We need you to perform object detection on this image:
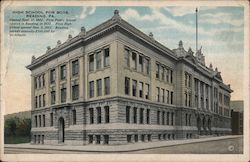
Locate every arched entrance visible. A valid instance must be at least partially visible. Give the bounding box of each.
[58,117,65,143]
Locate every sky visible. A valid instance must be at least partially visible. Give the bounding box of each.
[2,6,244,114]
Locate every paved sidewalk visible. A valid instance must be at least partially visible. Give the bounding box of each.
[5,135,242,152]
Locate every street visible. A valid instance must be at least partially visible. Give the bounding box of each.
[4,136,243,154]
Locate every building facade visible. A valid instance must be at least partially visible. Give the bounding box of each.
[231,101,243,135]
[26,10,233,145]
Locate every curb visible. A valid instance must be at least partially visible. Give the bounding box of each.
[4,135,243,153]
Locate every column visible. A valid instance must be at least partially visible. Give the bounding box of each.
[66,61,71,102]
[101,106,105,124]
[197,81,200,109]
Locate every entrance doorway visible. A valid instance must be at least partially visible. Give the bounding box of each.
[58,117,65,143]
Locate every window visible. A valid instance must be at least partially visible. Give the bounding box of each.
[132,80,137,97]
[35,115,37,127]
[189,114,191,126]
[89,108,94,124]
[127,135,132,143]
[131,52,137,70]
[166,90,169,104]
[39,115,41,127]
[125,77,130,95]
[104,77,110,95]
[105,106,110,123]
[145,58,150,75]
[89,81,94,98]
[188,75,191,87]
[124,49,130,67]
[38,135,40,144]
[96,79,102,96]
[171,112,174,125]
[61,88,66,103]
[141,134,145,142]
[185,73,188,87]
[156,87,160,102]
[60,65,66,80]
[104,48,110,67]
[96,135,101,144]
[88,135,93,144]
[189,93,191,107]
[185,113,188,126]
[89,54,94,72]
[35,96,38,108]
[145,84,149,99]
[39,95,41,107]
[38,76,41,88]
[41,135,44,144]
[133,107,137,123]
[43,114,45,127]
[161,66,164,80]
[146,109,150,124]
[139,55,143,72]
[72,60,79,76]
[170,91,173,104]
[50,69,56,84]
[185,93,187,106]
[157,111,160,124]
[156,63,160,79]
[170,70,173,83]
[162,111,165,125]
[103,135,109,144]
[72,85,79,101]
[158,134,162,140]
[147,134,151,141]
[126,106,130,123]
[35,77,37,89]
[139,82,143,98]
[97,107,101,124]
[43,94,45,107]
[51,91,56,105]
[96,51,102,70]
[134,134,138,142]
[72,110,76,125]
[161,88,165,103]
[50,113,53,126]
[167,112,170,125]
[140,108,144,124]
[42,74,45,87]
[166,69,169,82]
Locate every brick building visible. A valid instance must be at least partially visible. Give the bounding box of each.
[26,10,233,145]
